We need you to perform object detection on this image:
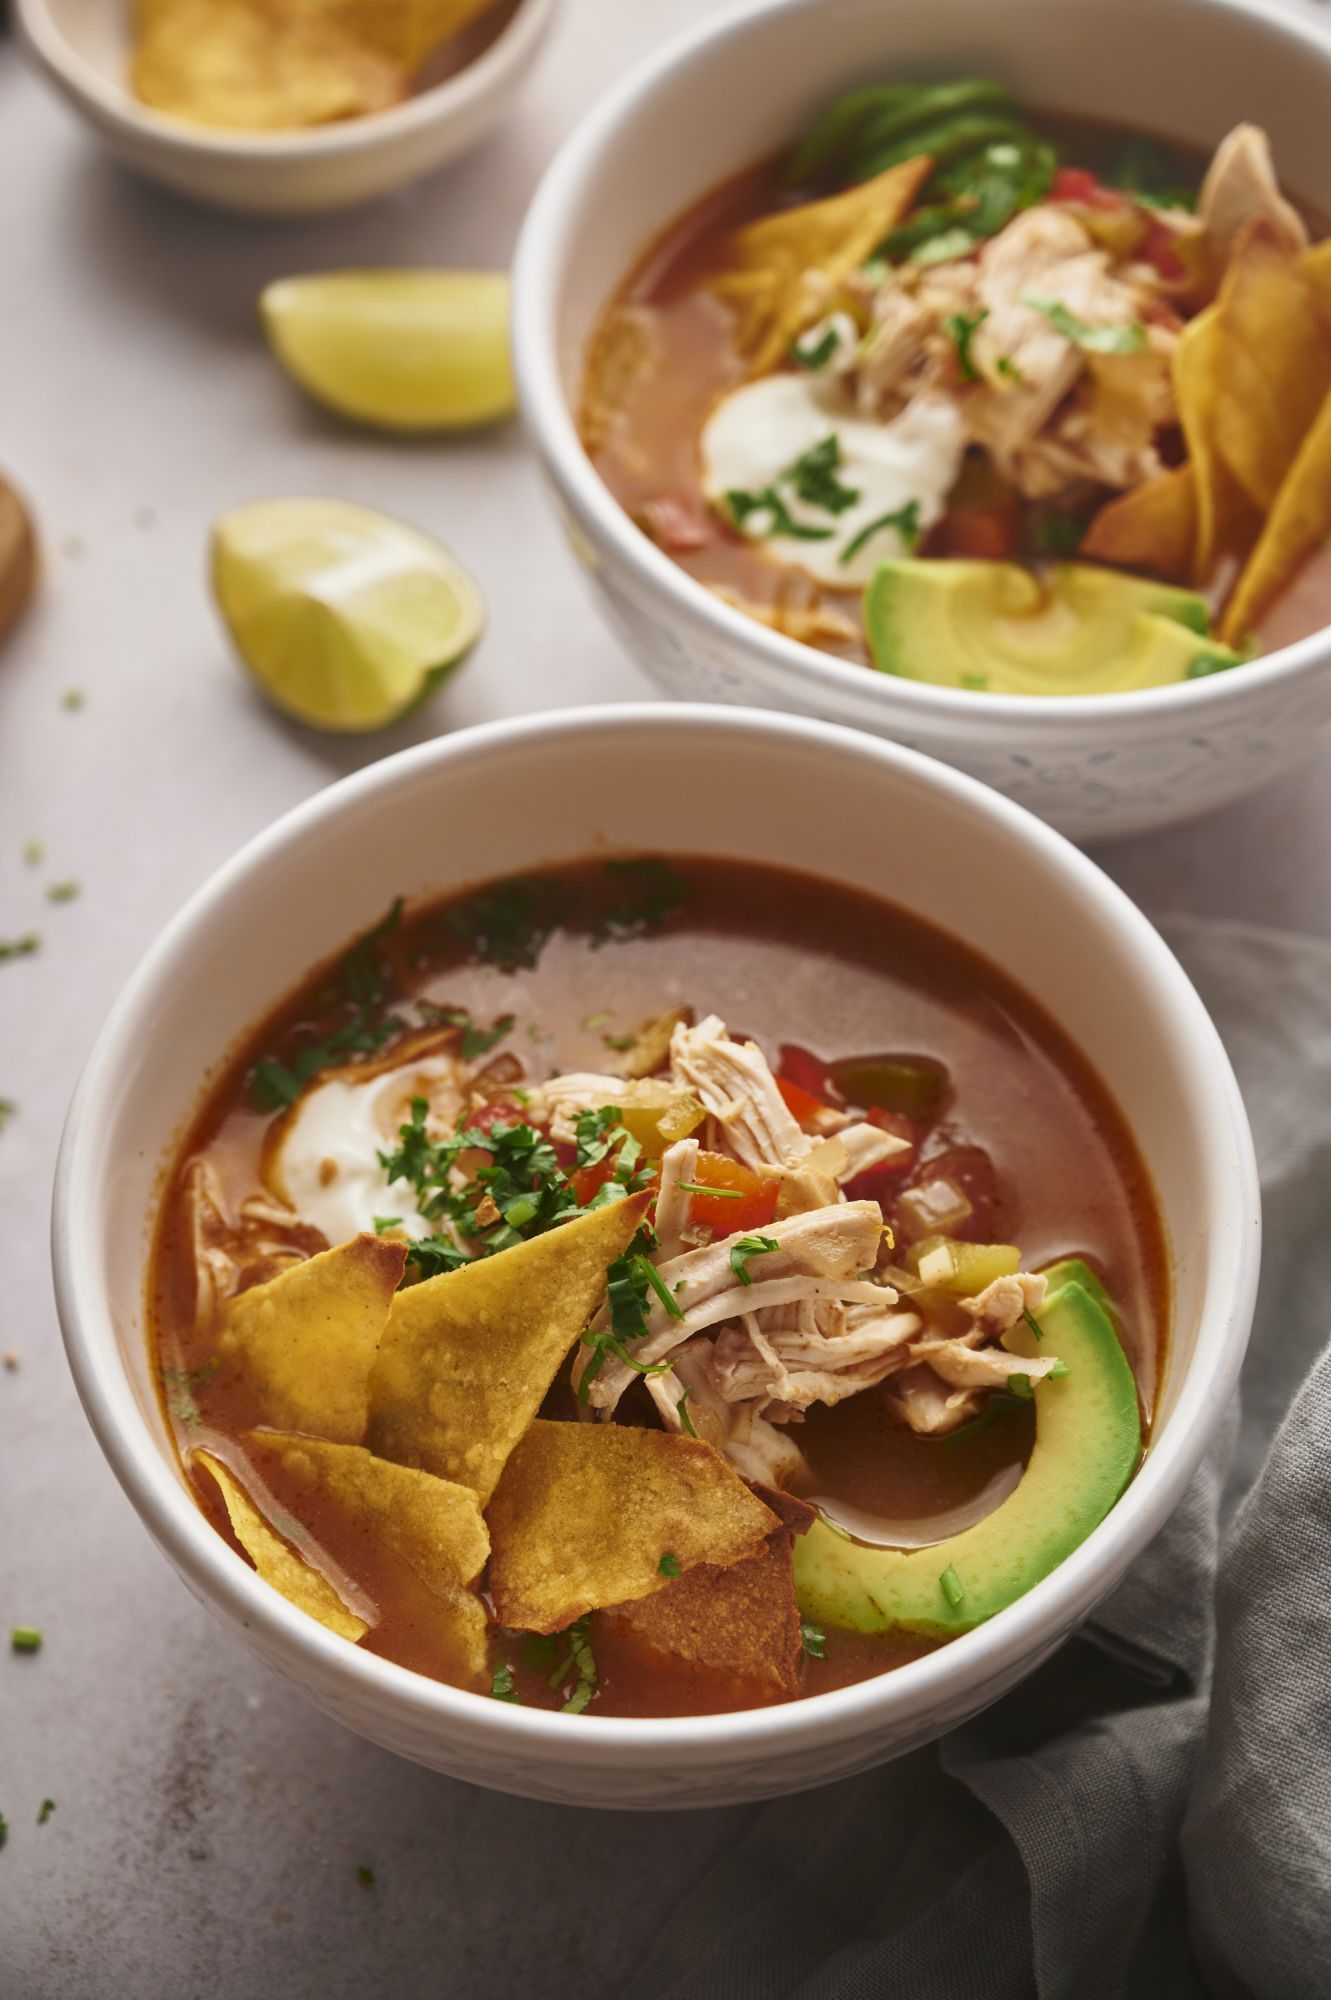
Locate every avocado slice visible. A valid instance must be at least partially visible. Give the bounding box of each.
[792,1271,1142,1637]
[863,558,1242,695]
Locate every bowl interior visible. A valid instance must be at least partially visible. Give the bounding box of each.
[72,713,1243,1526]
[544,0,1331,420]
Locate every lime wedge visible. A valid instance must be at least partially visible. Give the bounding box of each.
[259,271,515,433]
[211,498,483,733]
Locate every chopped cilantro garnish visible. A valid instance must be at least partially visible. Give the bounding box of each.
[791,323,839,371]
[550,1618,598,1715]
[729,1234,780,1286]
[46,881,80,904]
[161,1357,218,1427]
[939,1564,965,1608]
[0,934,40,964]
[603,1032,636,1052]
[1022,1307,1044,1340]
[1049,1358,1070,1380]
[1008,1372,1034,1401]
[800,1620,827,1659]
[10,1626,42,1653]
[250,898,406,1110]
[728,487,834,542]
[995,355,1024,383]
[356,1864,375,1888]
[372,1216,402,1235]
[945,307,989,381]
[37,1799,55,1825]
[490,1662,520,1703]
[583,1011,612,1031]
[1019,295,1146,354]
[423,1005,515,1063]
[786,435,859,515]
[594,858,689,943]
[637,1254,684,1321]
[658,1552,681,1579]
[447,876,567,973]
[839,500,921,565]
[1102,135,1197,211]
[676,1387,698,1439]
[1186,653,1236,680]
[677,1181,741,1199]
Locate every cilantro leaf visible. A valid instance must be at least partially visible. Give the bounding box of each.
[945,307,989,381]
[800,1619,827,1659]
[839,500,921,565]
[447,877,568,973]
[490,1662,520,1703]
[1019,294,1147,354]
[729,1234,780,1286]
[658,1553,681,1579]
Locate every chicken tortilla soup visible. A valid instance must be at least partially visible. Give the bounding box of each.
[151,858,1165,1717]
[583,82,1331,694]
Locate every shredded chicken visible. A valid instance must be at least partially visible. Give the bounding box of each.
[525,1071,698,1146]
[883,1362,983,1436]
[836,1120,912,1181]
[711,1299,922,1414]
[960,1270,1049,1340]
[578,1199,887,1410]
[648,1339,808,1486]
[1199,123,1307,262]
[653,1136,700,1261]
[670,1014,813,1171]
[910,1337,1060,1392]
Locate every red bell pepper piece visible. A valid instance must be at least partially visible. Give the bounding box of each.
[687,1151,781,1233]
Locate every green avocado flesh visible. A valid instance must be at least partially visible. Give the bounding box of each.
[863,559,1243,696]
[792,1267,1143,1638]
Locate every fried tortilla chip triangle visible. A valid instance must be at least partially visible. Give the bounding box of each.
[613,1486,816,1698]
[1212,220,1331,515]
[487,1421,779,1634]
[1222,385,1331,645]
[1081,462,1197,582]
[245,1431,491,1681]
[299,0,499,72]
[366,1192,651,1503]
[712,155,933,374]
[132,0,407,131]
[195,1448,368,1643]
[218,1234,405,1444]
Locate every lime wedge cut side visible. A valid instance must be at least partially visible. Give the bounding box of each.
[259,271,515,433]
[211,498,484,733]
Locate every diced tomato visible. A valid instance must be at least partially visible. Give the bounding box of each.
[1051,166,1124,212]
[776,1073,833,1128]
[1140,215,1185,280]
[467,1098,525,1135]
[777,1043,832,1101]
[940,507,1017,560]
[687,1151,780,1233]
[571,1147,659,1209]
[636,494,715,555]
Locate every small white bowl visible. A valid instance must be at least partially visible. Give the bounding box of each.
[16,0,556,216]
[52,705,1258,1810]
[512,0,1331,841]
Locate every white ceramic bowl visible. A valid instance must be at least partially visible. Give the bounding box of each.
[512,0,1331,842]
[52,705,1258,1809]
[16,0,556,216]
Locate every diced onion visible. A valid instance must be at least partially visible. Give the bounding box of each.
[897,1177,973,1239]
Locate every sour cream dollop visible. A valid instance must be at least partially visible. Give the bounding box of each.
[270,1054,463,1245]
[700,374,965,585]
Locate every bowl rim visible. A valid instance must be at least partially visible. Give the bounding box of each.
[15,0,556,159]
[51,703,1259,1768]
[510,0,1331,734]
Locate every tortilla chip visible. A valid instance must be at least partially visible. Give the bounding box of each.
[613,1483,816,1696]
[132,0,406,130]
[712,155,934,374]
[487,1421,779,1634]
[246,1432,490,1680]
[218,1234,405,1444]
[1174,308,1263,585]
[298,0,497,72]
[195,1448,368,1643]
[1081,463,1198,581]
[366,1192,650,1503]
[1213,222,1331,515]
[1221,385,1331,645]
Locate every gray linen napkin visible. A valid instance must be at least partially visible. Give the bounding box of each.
[628,916,1331,2000]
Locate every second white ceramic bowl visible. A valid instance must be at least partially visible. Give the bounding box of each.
[17,0,556,216]
[52,706,1258,1809]
[512,0,1331,841]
